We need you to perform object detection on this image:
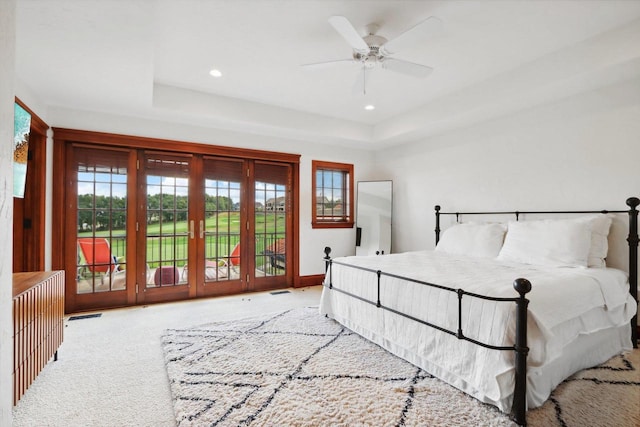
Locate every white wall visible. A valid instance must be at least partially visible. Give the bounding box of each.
[40,76,640,277]
[47,107,377,276]
[377,77,640,272]
[0,1,16,424]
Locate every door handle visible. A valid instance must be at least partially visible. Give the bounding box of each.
[189,220,194,239]
[199,220,204,239]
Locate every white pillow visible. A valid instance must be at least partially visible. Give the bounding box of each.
[576,215,612,268]
[435,222,507,258]
[497,219,592,267]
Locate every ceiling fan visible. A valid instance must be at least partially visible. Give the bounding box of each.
[303,15,442,94]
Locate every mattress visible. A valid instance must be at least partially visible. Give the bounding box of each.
[319,250,636,412]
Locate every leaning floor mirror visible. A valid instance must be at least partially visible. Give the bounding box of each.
[355,180,392,256]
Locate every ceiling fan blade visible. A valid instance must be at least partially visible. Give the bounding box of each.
[380,16,443,55]
[382,58,433,78]
[328,15,370,54]
[301,59,355,69]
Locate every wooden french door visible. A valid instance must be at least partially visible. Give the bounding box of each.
[66,144,136,312]
[195,156,247,297]
[195,158,293,297]
[64,142,294,312]
[252,161,293,291]
[135,152,194,304]
[139,153,278,302]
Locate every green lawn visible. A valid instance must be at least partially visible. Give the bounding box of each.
[78,211,285,268]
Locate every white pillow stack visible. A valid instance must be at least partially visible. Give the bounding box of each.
[436,215,613,268]
[435,222,507,259]
[496,215,612,268]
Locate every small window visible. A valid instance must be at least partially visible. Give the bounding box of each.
[312,160,354,228]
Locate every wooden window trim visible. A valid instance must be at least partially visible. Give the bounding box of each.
[311,160,354,229]
[51,128,300,164]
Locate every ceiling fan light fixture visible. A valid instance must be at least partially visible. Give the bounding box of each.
[303,15,441,95]
[209,69,222,78]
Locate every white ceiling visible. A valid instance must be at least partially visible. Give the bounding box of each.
[15,0,640,149]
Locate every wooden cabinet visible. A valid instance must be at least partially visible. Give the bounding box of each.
[12,271,64,405]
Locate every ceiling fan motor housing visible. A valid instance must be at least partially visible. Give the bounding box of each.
[353,34,388,66]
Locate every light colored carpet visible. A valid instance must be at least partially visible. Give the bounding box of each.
[162,307,640,427]
[12,286,322,427]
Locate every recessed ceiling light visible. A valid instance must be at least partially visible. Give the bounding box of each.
[364,104,375,111]
[209,69,222,77]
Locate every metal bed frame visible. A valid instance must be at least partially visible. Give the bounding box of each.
[323,197,638,426]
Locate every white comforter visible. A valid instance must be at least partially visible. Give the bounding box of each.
[319,250,636,411]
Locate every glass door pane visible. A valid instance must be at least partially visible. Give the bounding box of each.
[75,148,128,295]
[144,154,191,289]
[202,158,244,284]
[254,162,290,284]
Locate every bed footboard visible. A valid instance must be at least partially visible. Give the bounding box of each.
[323,247,532,425]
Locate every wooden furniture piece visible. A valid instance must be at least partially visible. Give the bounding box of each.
[12,271,65,405]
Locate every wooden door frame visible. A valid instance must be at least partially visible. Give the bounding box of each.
[250,160,295,292]
[52,128,301,313]
[135,150,193,305]
[62,144,134,312]
[194,156,248,299]
[13,98,48,272]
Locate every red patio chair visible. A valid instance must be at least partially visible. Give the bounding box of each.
[78,237,116,274]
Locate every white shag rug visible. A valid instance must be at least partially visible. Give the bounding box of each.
[161,307,640,427]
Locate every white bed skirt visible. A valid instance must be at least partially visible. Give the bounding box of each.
[320,285,632,412]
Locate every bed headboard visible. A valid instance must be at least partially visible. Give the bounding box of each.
[434,197,639,346]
